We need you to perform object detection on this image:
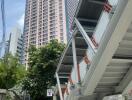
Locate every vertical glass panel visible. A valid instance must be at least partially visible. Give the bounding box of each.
[79,60,87,82]
[71,67,77,84]
[93,12,109,44]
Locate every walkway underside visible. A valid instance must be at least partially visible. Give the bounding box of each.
[56,0,132,100]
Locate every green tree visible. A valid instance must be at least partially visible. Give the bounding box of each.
[0,53,26,89]
[22,40,65,100]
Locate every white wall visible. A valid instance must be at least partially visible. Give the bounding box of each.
[9,27,22,56]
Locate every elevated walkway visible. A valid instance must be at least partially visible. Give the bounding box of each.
[55,0,132,100]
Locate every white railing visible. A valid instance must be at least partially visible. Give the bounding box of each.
[79,60,87,82]
[86,46,95,62]
[109,0,118,6]
[93,0,119,45]
[93,12,109,44]
[63,44,96,99]
[71,67,77,84]
[70,47,95,83]
[79,46,95,82]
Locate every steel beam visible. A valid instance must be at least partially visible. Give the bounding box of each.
[58,76,69,79]
[72,36,78,82]
[88,0,105,5]
[75,18,97,53]
[56,73,63,100]
[69,46,86,51]
[116,65,132,93]
[78,18,98,23]
[112,58,132,63]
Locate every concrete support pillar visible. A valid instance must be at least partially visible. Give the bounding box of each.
[53,95,57,100]
[56,73,63,100]
[72,36,78,83]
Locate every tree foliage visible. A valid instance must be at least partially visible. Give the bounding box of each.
[0,53,26,89]
[22,40,65,100]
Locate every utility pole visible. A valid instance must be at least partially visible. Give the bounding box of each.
[0,0,6,58]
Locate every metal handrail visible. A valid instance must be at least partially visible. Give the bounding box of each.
[93,0,120,46]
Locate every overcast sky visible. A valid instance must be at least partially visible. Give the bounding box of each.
[0,0,26,41]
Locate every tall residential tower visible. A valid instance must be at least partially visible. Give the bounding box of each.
[23,0,67,66]
[65,0,79,40]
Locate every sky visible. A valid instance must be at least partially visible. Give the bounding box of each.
[0,0,26,41]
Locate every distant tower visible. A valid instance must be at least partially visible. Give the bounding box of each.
[65,0,79,41]
[0,0,6,58]
[23,0,67,67]
[8,27,24,63]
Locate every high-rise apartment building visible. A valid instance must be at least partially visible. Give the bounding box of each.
[23,0,67,66]
[65,0,79,40]
[0,27,24,63]
[0,41,9,58]
[9,27,24,63]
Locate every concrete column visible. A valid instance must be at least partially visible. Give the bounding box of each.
[56,73,63,100]
[53,95,57,100]
[72,36,78,83]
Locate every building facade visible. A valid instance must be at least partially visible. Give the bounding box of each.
[65,0,79,40]
[24,0,67,67]
[9,27,24,64]
[0,41,9,58]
